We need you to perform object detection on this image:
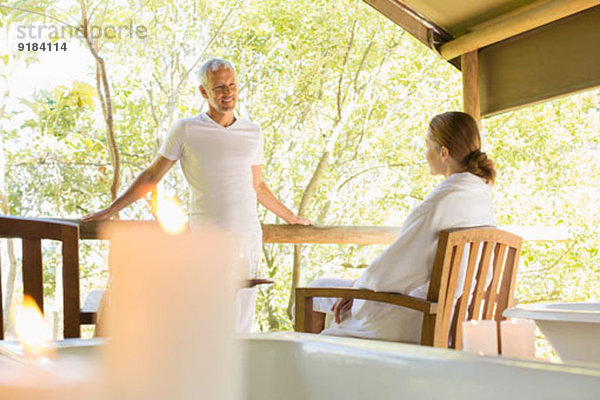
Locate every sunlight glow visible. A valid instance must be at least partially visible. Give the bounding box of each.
[12,295,55,359]
[155,194,188,235]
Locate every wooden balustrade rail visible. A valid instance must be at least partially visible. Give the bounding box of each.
[68,220,399,244]
[60,219,570,243]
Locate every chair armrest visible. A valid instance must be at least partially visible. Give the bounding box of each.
[295,287,437,333]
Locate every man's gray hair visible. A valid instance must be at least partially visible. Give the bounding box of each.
[198,58,236,88]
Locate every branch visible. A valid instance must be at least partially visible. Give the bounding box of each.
[9,160,142,168]
[298,150,330,217]
[0,190,9,214]
[80,0,120,201]
[520,240,577,275]
[353,32,376,94]
[337,163,408,190]
[0,5,79,30]
[288,147,331,319]
[175,1,240,94]
[336,20,357,123]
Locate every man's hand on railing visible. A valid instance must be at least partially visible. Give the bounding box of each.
[81,207,114,223]
[287,215,312,225]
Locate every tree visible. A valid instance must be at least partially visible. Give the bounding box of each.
[79,0,121,202]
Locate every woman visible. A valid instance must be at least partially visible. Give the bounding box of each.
[310,111,497,342]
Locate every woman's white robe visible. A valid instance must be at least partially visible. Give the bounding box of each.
[321,172,496,342]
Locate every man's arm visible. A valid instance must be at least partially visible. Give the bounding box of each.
[252,165,311,225]
[81,155,176,222]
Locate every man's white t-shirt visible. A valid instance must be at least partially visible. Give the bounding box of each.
[158,113,264,233]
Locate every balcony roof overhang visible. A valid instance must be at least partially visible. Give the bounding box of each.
[362,0,600,116]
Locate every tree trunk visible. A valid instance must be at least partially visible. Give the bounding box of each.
[286,150,330,318]
[0,78,18,333]
[81,2,121,203]
[0,193,18,332]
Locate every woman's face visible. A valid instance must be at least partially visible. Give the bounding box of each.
[425,132,445,176]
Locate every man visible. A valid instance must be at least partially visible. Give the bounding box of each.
[82,58,310,332]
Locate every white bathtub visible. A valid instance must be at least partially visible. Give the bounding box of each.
[504,303,600,364]
[243,332,600,400]
[3,334,600,400]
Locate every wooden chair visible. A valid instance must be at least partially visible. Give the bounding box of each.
[295,227,523,350]
[0,215,93,339]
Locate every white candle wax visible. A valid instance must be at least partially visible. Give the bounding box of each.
[500,319,536,359]
[462,320,498,355]
[101,224,239,400]
[0,294,98,400]
[0,357,98,400]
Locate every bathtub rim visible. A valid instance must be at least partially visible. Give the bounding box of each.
[241,331,600,373]
[2,331,599,373]
[503,302,600,323]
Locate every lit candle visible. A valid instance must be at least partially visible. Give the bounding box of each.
[12,296,56,360]
[0,358,98,400]
[500,319,536,359]
[0,296,98,400]
[462,320,499,355]
[101,223,239,400]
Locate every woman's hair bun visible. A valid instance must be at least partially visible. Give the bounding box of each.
[464,149,496,184]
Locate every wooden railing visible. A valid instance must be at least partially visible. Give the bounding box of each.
[70,220,570,243]
[72,220,400,244]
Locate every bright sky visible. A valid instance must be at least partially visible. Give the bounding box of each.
[3,20,95,128]
[11,42,93,97]
[5,34,95,97]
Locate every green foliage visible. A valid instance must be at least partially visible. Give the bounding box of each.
[486,94,600,304]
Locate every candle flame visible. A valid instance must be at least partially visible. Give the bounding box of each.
[12,295,55,359]
[155,194,188,235]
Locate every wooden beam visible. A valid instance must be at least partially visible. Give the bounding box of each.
[461,51,480,124]
[76,220,160,240]
[73,220,570,243]
[440,0,599,60]
[361,0,454,50]
[262,224,398,244]
[77,220,399,244]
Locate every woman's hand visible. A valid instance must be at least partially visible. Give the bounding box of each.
[331,297,353,323]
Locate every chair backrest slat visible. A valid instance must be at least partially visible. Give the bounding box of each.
[61,225,81,338]
[22,238,44,312]
[467,241,494,320]
[482,244,508,319]
[452,241,481,349]
[427,232,453,304]
[439,243,465,337]
[495,246,521,320]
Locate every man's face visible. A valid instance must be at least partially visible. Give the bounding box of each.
[200,67,238,114]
